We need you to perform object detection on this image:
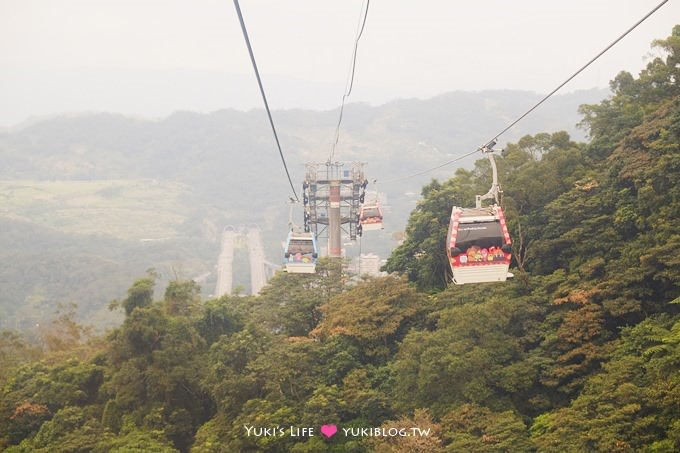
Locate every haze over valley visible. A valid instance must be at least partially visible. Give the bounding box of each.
[1,88,605,330]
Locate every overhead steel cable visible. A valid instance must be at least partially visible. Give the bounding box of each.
[378,148,481,185]
[233,0,299,201]
[482,0,670,149]
[380,0,670,185]
[329,0,371,163]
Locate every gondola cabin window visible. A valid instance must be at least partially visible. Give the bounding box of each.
[361,207,381,219]
[288,239,314,255]
[454,222,506,263]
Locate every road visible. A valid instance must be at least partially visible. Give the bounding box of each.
[247,226,268,295]
[214,225,270,297]
[214,227,235,297]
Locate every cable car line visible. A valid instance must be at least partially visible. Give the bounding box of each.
[483,0,669,150]
[329,0,371,163]
[444,0,668,286]
[233,0,299,201]
[378,148,480,185]
[377,0,669,186]
[232,0,668,279]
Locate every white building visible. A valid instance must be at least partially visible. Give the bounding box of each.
[358,253,383,276]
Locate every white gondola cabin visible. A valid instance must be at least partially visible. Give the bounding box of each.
[284,230,318,273]
[446,205,512,284]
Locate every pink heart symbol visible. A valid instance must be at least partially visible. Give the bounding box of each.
[320,424,337,438]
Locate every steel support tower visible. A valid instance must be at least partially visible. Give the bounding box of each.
[302,162,367,258]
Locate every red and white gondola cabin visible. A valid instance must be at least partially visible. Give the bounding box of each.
[359,204,384,231]
[446,205,512,285]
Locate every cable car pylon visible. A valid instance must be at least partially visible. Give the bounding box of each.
[303,161,367,258]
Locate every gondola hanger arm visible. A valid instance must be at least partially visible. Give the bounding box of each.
[476,141,502,208]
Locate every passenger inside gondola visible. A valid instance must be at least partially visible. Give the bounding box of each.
[286,238,316,263]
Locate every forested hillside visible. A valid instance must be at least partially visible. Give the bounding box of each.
[1,27,678,453]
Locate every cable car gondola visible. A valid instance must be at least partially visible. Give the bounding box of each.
[359,188,384,231]
[446,143,513,284]
[359,204,384,231]
[447,205,512,284]
[284,230,318,273]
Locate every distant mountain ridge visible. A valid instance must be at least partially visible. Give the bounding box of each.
[2,88,606,179]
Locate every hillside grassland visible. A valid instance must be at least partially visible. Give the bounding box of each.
[0,179,190,240]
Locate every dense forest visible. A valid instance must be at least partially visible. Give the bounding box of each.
[1,26,679,453]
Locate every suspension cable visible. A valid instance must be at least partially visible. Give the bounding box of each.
[380,0,670,184]
[482,0,669,149]
[233,0,299,201]
[379,148,480,185]
[329,0,371,163]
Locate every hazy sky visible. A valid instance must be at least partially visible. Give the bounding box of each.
[1,0,677,127]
